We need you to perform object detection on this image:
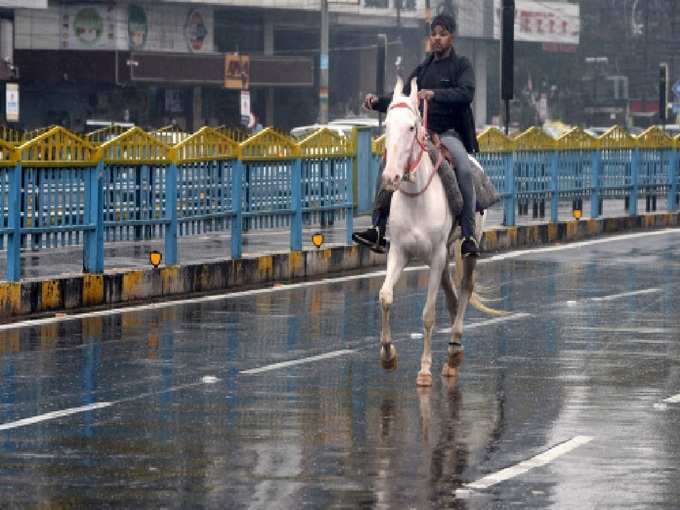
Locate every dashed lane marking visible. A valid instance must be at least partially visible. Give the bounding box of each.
[0,376,220,431]
[455,435,594,495]
[240,349,354,375]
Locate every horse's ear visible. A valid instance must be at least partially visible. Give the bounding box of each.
[392,77,404,102]
[409,78,418,106]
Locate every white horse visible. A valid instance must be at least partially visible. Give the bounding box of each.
[378,77,490,387]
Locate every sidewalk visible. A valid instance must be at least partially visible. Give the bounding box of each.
[0,199,665,280]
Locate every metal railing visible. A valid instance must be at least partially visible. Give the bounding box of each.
[0,125,354,281]
[0,123,678,282]
[370,125,679,225]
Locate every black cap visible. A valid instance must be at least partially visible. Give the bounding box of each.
[431,13,456,34]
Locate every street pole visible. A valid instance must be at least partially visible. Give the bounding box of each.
[424,0,432,54]
[376,34,387,133]
[319,0,329,124]
[659,62,668,130]
[500,0,515,135]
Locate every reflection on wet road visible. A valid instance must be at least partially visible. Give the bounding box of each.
[1,229,680,508]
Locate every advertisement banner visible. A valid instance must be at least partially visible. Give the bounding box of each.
[240,90,251,126]
[6,83,19,123]
[18,3,213,52]
[224,54,250,90]
[494,0,580,45]
[61,5,116,50]
[128,4,214,53]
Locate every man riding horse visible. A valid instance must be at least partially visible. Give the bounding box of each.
[353,13,480,258]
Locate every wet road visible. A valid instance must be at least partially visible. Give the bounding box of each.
[1,229,680,508]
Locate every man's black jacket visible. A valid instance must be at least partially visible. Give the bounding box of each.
[374,50,479,154]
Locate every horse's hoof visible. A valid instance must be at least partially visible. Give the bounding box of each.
[441,364,459,378]
[380,345,398,371]
[381,355,398,371]
[416,373,433,387]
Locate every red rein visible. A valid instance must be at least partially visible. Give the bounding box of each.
[385,98,444,197]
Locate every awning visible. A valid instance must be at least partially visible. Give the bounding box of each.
[14,50,314,88]
[129,52,314,88]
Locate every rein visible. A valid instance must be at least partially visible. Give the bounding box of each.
[386,98,443,197]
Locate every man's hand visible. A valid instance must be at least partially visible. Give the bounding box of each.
[363,93,378,111]
[418,90,435,101]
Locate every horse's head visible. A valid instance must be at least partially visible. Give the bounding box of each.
[381,77,424,191]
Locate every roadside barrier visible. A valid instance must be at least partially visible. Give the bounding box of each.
[0,124,677,282]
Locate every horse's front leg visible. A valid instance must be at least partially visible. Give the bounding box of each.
[379,249,407,370]
[416,247,448,387]
[443,252,477,378]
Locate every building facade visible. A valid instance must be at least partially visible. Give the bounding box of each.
[5,0,640,131]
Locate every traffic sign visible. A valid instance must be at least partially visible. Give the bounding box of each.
[672,80,680,99]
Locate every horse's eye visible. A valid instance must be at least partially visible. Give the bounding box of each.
[410,125,415,131]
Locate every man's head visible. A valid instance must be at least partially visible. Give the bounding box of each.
[430,14,456,56]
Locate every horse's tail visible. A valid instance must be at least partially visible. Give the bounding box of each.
[453,239,507,317]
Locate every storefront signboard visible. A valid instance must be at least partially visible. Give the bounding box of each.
[494,0,580,45]
[0,0,47,7]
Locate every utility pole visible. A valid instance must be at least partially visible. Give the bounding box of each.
[319,0,329,124]
[376,34,387,132]
[642,0,649,122]
[424,0,432,54]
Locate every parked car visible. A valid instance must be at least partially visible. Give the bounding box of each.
[291,117,382,140]
[290,124,349,140]
[656,124,680,137]
[329,117,382,136]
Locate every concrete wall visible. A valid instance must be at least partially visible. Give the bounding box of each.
[0,213,677,322]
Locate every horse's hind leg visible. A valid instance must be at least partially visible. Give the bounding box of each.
[379,251,407,370]
[441,263,458,326]
[443,248,477,378]
[416,247,448,387]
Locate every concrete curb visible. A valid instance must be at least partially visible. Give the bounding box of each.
[0,213,678,322]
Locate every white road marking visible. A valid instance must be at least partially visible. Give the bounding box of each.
[662,393,680,404]
[564,289,661,307]
[0,403,112,431]
[456,435,594,494]
[664,394,680,404]
[439,313,532,334]
[0,375,221,431]
[240,349,355,375]
[572,326,670,334]
[585,288,661,302]
[474,228,680,264]
[0,228,677,333]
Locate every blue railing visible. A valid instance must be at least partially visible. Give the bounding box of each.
[1,125,679,282]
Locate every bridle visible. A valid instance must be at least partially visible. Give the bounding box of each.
[385,98,444,197]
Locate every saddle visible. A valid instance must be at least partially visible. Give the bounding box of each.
[427,131,501,216]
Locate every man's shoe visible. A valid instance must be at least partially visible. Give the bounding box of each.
[352,227,388,254]
[461,236,480,258]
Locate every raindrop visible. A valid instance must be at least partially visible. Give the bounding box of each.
[653,402,668,411]
[201,375,220,384]
[411,332,423,339]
